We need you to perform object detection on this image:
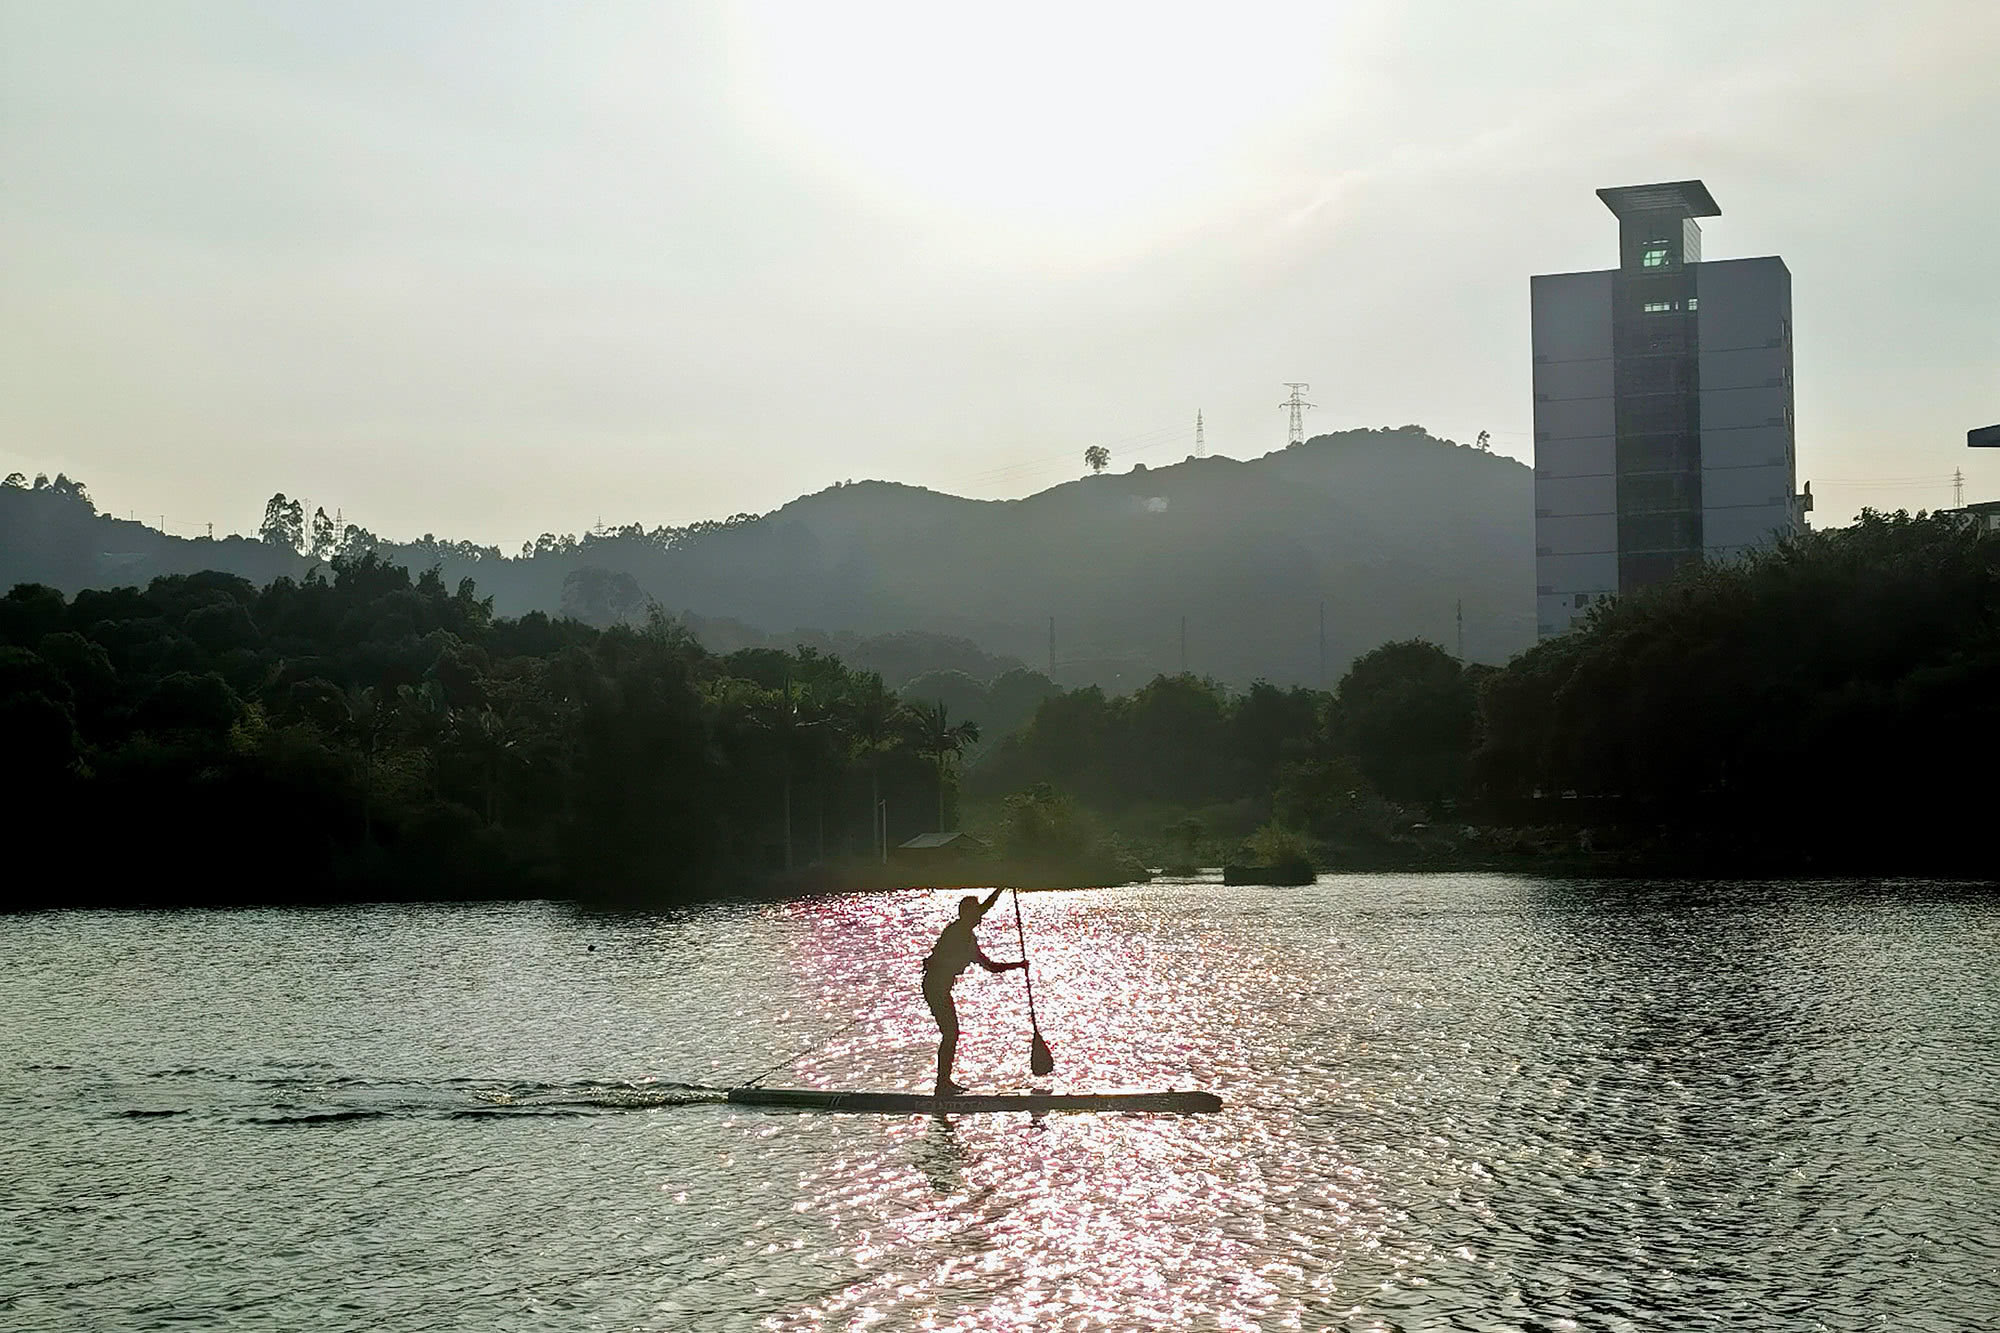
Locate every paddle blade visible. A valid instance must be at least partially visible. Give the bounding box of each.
[1030,1031,1055,1077]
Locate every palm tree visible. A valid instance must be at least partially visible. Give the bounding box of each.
[786,683,839,864]
[711,675,827,871]
[340,685,386,843]
[457,707,522,827]
[840,675,909,861]
[908,700,980,833]
[394,679,454,800]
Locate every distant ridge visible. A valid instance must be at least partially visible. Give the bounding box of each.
[0,428,1531,687]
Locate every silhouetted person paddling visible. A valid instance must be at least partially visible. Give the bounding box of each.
[924,888,1027,1096]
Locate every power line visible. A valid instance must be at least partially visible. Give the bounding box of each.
[1813,478,1957,488]
[1815,474,1956,483]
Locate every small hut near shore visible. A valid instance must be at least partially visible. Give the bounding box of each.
[893,832,989,867]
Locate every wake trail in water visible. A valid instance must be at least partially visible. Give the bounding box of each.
[89,1069,732,1125]
[467,1081,730,1112]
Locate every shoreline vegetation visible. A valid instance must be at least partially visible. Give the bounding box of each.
[3,508,1994,911]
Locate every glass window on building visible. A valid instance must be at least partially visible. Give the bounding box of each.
[1641,241,1672,268]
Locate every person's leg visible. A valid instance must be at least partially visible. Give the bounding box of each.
[925,979,959,1092]
[936,1004,958,1090]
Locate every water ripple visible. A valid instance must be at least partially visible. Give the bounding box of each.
[3,877,1996,1331]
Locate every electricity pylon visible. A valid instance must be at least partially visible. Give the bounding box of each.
[1281,383,1315,445]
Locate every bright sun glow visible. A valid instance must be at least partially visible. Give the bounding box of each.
[733,2,1341,226]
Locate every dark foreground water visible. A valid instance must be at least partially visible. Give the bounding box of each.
[4,876,1996,1332]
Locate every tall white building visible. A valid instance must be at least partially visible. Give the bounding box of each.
[1532,180,1806,638]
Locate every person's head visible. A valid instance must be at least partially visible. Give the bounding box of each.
[958,895,982,920]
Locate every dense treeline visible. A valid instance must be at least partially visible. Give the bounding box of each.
[969,644,1478,863]
[0,556,1005,908]
[978,510,1998,872]
[6,509,1990,904]
[1473,510,1997,865]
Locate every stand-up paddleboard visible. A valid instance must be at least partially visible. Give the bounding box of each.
[727,1087,1222,1114]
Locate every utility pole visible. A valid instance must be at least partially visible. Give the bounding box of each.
[1048,616,1057,678]
[1281,383,1315,446]
[1194,410,1206,459]
[1318,600,1327,690]
[781,675,794,873]
[1180,615,1187,674]
[1456,599,1464,663]
[1954,468,1965,508]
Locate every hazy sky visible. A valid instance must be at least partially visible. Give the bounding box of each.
[4,1,1996,548]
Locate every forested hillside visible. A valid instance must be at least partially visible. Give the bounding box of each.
[1,428,1531,689]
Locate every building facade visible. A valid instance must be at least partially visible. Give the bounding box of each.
[1948,499,2000,535]
[1532,181,1805,638]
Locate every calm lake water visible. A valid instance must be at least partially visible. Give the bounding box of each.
[4,875,1996,1332]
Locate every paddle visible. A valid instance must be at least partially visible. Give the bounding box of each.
[1012,888,1056,1076]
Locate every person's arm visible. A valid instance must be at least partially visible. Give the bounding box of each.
[974,942,1028,974]
[973,887,1006,919]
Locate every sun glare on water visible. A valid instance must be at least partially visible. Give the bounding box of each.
[731,2,1342,230]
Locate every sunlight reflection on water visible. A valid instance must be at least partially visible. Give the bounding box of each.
[4,876,1997,1331]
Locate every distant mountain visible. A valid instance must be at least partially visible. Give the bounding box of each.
[0,482,303,595]
[0,428,1532,687]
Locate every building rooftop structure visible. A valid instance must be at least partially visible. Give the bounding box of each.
[896,832,988,852]
[1596,181,1721,218]
[1948,498,2000,535]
